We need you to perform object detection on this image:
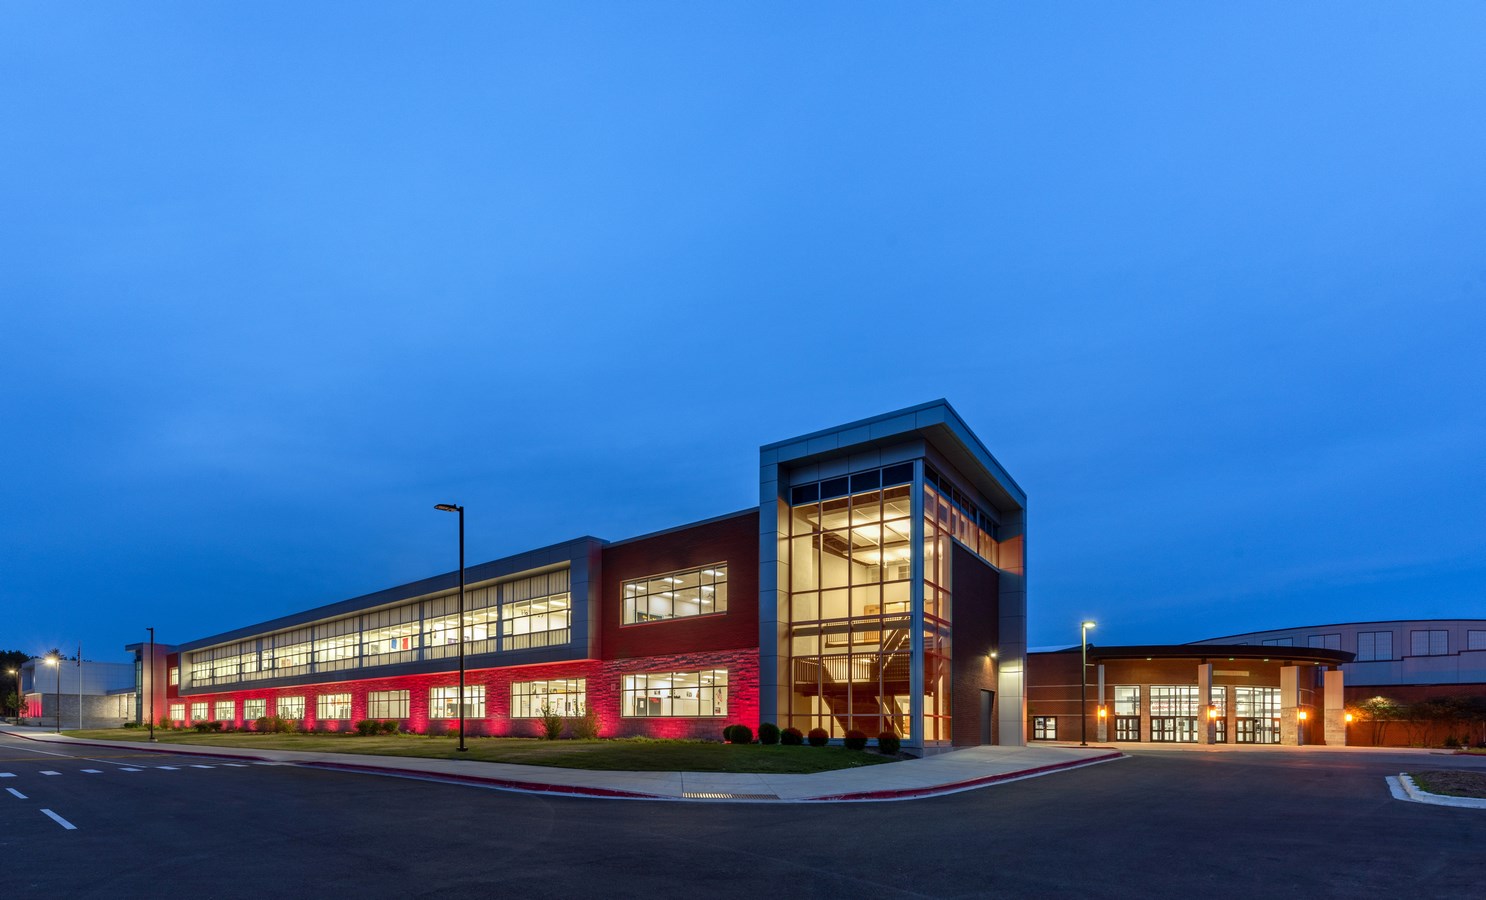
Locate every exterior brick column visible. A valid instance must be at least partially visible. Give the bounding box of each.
[1197,662,1212,745]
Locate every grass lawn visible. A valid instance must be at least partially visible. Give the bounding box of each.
[58,729,897,774]
[1409,770,1486,799]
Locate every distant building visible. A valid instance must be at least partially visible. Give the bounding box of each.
[19,655,135,729]
[127,400,1028,755]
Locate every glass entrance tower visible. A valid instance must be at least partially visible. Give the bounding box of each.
[757,400,1027,754]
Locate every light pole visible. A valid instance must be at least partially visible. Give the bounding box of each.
[147,627,157,742]
[45,654,60,733]
[5,668,17,722]
[434,503,467,753]
[1080,621,1096,746]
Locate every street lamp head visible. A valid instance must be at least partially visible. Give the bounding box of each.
[434,503,461,512]
[1081,621,1097,630]
[44,656,58,666]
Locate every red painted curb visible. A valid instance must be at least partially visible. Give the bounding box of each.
[301,760,667,800]
[805,751,1125,801]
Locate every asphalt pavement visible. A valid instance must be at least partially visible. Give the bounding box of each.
[2,731,1483,899]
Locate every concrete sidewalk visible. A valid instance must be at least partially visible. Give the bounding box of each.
[0,725,1121,802]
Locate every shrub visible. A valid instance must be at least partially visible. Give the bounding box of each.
[210,721,225,732]
[571,707,600,740]
[427,720,447,737]
[877,731,901,755]
[843,729,868,751]
[253,716,271,733]
[222,723,238,733]
[380,720,400,734]
[193,721,213,733]
[123,721,140,729]
[1444,735,1461,749]
[731,724,754,744]
[807,727,829,747]
[277,717,298,734]
[722,725,737,742]
[539,704,565,741]
[157,714,173,731]
[781,726,804,746]
[758,722,780,745]
[355,719,381,736]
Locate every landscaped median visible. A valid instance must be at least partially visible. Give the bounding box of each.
[1407,770,1486,800]
[59,728,898,774]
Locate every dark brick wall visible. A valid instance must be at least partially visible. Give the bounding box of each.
[950,543,999,746]
[599,510,760,661]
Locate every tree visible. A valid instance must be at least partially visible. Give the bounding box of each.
[1,650,29,716]
[1353,696,1403,745]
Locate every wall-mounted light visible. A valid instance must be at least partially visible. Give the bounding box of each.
[1344,712,1354,724]
[1097,706,1107,719]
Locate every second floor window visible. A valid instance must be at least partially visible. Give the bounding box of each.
[622,564,728,625]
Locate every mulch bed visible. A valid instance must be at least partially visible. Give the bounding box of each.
[1410,770,1486,799]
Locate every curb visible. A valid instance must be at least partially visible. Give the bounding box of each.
[806,751,1125,801]
[299,760,669,800]
[2,730,275,764]
[1397,773,1486,809]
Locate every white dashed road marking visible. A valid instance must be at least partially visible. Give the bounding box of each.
[120,768,143,772]
[41,770,60,776]
[156,766,179,770]
[40,809,77,830]
[189,765,214,769]
[6,788,26,799]
[0,772,14,777]
[222,763,248,767]
[81,769,103,773]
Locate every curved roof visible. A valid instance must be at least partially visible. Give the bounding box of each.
[1090,644,1355,666]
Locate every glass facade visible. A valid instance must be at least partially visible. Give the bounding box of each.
[1234,686,1280,744]
[183,569,572,688]
[367,690,409,719]
[786,473,913,739]
[623,564,728,624]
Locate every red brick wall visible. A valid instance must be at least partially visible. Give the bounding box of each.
[167,648,759,741]
[950,543,999,746]
[599,511,760,660]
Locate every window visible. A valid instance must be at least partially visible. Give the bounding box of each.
[430,686,485,719]
[190,702,208,722]
[1149,686,1199,743]
[1308,634,1341,650]
[621,670,727,717]
[622,564,728,625]
[244,699,266,720]
[1234,687,1281,744]
[511,679,587,718]
[168,667,179,686]
[317,693,352,720]
[1261,637,1293,647]
[1031,716,1057,740]
[1410,630,1448,657]
[277,695,306,719]
[1113,686,1140,715]
[168,702,185,722]
[1356,631,1394,662]
[1469,631,1486,651]
[1115,717,1140,741]
[213,701,234,721]
[367,690,409,719]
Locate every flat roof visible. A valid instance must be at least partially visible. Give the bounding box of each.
[1087,644,1356,666]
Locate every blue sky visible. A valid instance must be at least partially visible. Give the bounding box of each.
[3,4,1483,659]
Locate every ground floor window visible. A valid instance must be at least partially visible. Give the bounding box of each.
[277,696,306,719]
[244,699,266,720]
[1032,716,1057,740]
[1115,716,1140,741]
[621,670,727,717]
[367,690,409,719]
[317,693,352,720]
[190,702,208,722]
[1151,717,1198,742]
[430,685,485,718]
[168,703,184,722]
[1234,686,1280,744]
[511,679,586,718]
[213,701,234,721]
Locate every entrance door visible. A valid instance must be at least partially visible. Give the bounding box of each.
[980,690,994,744]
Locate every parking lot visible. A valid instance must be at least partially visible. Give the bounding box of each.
[3,732,1483,898]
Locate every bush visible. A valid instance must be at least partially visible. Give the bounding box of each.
[781,726,804,746]
[807,727,829,747]
[571,707,600,740]
[729,724,753,744]
[539,704,565,741]
[123,721,140,729]
[253,716,271,733]
[380,720,400,734]
[877,731,901,755]
[843,729,868,751]
[193,721,213,733]
[722,725,737,742]
[355,719,380,736]
[426,720,447,737]
[157,714,173,731]
[758,722,780,745]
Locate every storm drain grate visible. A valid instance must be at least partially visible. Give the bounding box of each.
[681,792,779,800]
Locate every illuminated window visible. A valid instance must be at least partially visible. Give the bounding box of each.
[1031,716,1057,740]
[190,702,208,722]
[213,701,234,721]
[1234,687,1281,744]
[1149,686,1199,743]
[1356,631,1394,662]
[367,690,409,719]
[621,670,727,717]
[244,699,266,720]
[168,667,179,686]
[277,695,306,719]
[317,693,352,720]
[622,565,728,625]
[1113,686,1141,716]
[430,685,485,719]
[1410,630,1448,657]
[511,679,587,718]
[168,702,185,722]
